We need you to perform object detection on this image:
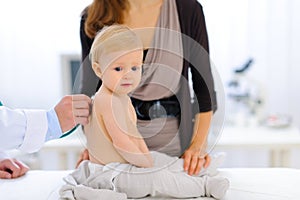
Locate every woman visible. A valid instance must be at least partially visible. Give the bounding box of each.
[78,0,217,175]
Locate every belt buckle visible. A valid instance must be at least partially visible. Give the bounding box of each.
[149,101,168,119]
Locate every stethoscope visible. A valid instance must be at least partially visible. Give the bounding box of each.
[60,124,80,138]
[60,96,95,138]
[0,101,78,138]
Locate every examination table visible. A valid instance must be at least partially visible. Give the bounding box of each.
[1,168,299,199]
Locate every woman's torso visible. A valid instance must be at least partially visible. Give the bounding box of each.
[123,0,163,48]
[84,0,186,157]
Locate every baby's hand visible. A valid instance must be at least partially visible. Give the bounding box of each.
[75,149,90,168]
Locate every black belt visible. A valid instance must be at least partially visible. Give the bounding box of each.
[131,95,180,120]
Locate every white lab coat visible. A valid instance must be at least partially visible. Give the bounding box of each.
[0,106,48,159]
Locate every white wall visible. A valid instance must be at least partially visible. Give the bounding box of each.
[0,0,91,109]
[1,0,299,125]
[200,0,300,128]
[199,0,300,168]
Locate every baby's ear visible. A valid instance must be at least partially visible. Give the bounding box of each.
[92,62,102,78]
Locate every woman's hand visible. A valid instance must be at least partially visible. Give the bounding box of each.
[0,158,29,179]
[183,111,212,175]
[181,147,211,176]
[76,149,90,168]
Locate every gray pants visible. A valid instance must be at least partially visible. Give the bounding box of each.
[114,151,218,198]
[60,152,227,199]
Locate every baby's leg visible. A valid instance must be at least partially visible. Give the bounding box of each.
[198,152,226,176]
[113,168,207,198]
[196,153,229,199]
[113,152,228,198]
[151,151,229,199]
[205,176,230,199]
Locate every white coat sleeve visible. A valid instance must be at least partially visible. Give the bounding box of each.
[0,106,48,153]
[0,151,9,161]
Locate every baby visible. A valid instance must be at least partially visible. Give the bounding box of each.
[60,25,229,200]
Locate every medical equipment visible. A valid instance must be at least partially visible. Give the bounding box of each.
[59,95,96,138]
[226,58,265,126]
[59,124,80,138]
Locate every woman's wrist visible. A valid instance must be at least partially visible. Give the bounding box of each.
[190,138,207,156]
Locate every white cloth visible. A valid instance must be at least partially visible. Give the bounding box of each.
[0,106,47,154]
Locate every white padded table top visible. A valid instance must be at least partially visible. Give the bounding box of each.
[0,168,299,200]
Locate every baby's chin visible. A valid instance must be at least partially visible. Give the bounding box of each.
[114,87,137,95]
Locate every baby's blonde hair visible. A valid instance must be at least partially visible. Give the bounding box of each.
[90,24,143,64]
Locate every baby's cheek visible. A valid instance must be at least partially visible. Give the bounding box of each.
[135,78,141,87]
[137,76,142,83]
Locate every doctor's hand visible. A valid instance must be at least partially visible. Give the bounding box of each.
[181,147,211,176]
[55,94,92,133]
[0,158,29,179]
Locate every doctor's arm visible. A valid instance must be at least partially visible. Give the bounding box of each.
[0,94,91,179]
[0,94,91,152]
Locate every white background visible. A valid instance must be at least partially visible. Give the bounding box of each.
[1,0,299,127]
[1,0,300,168]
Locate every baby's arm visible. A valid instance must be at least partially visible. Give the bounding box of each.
[127,103,151,155]
[100,99,153,168]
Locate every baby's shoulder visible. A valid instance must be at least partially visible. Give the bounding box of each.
[93,93,113,111]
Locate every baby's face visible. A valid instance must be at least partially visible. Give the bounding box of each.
[101,50,143,95]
